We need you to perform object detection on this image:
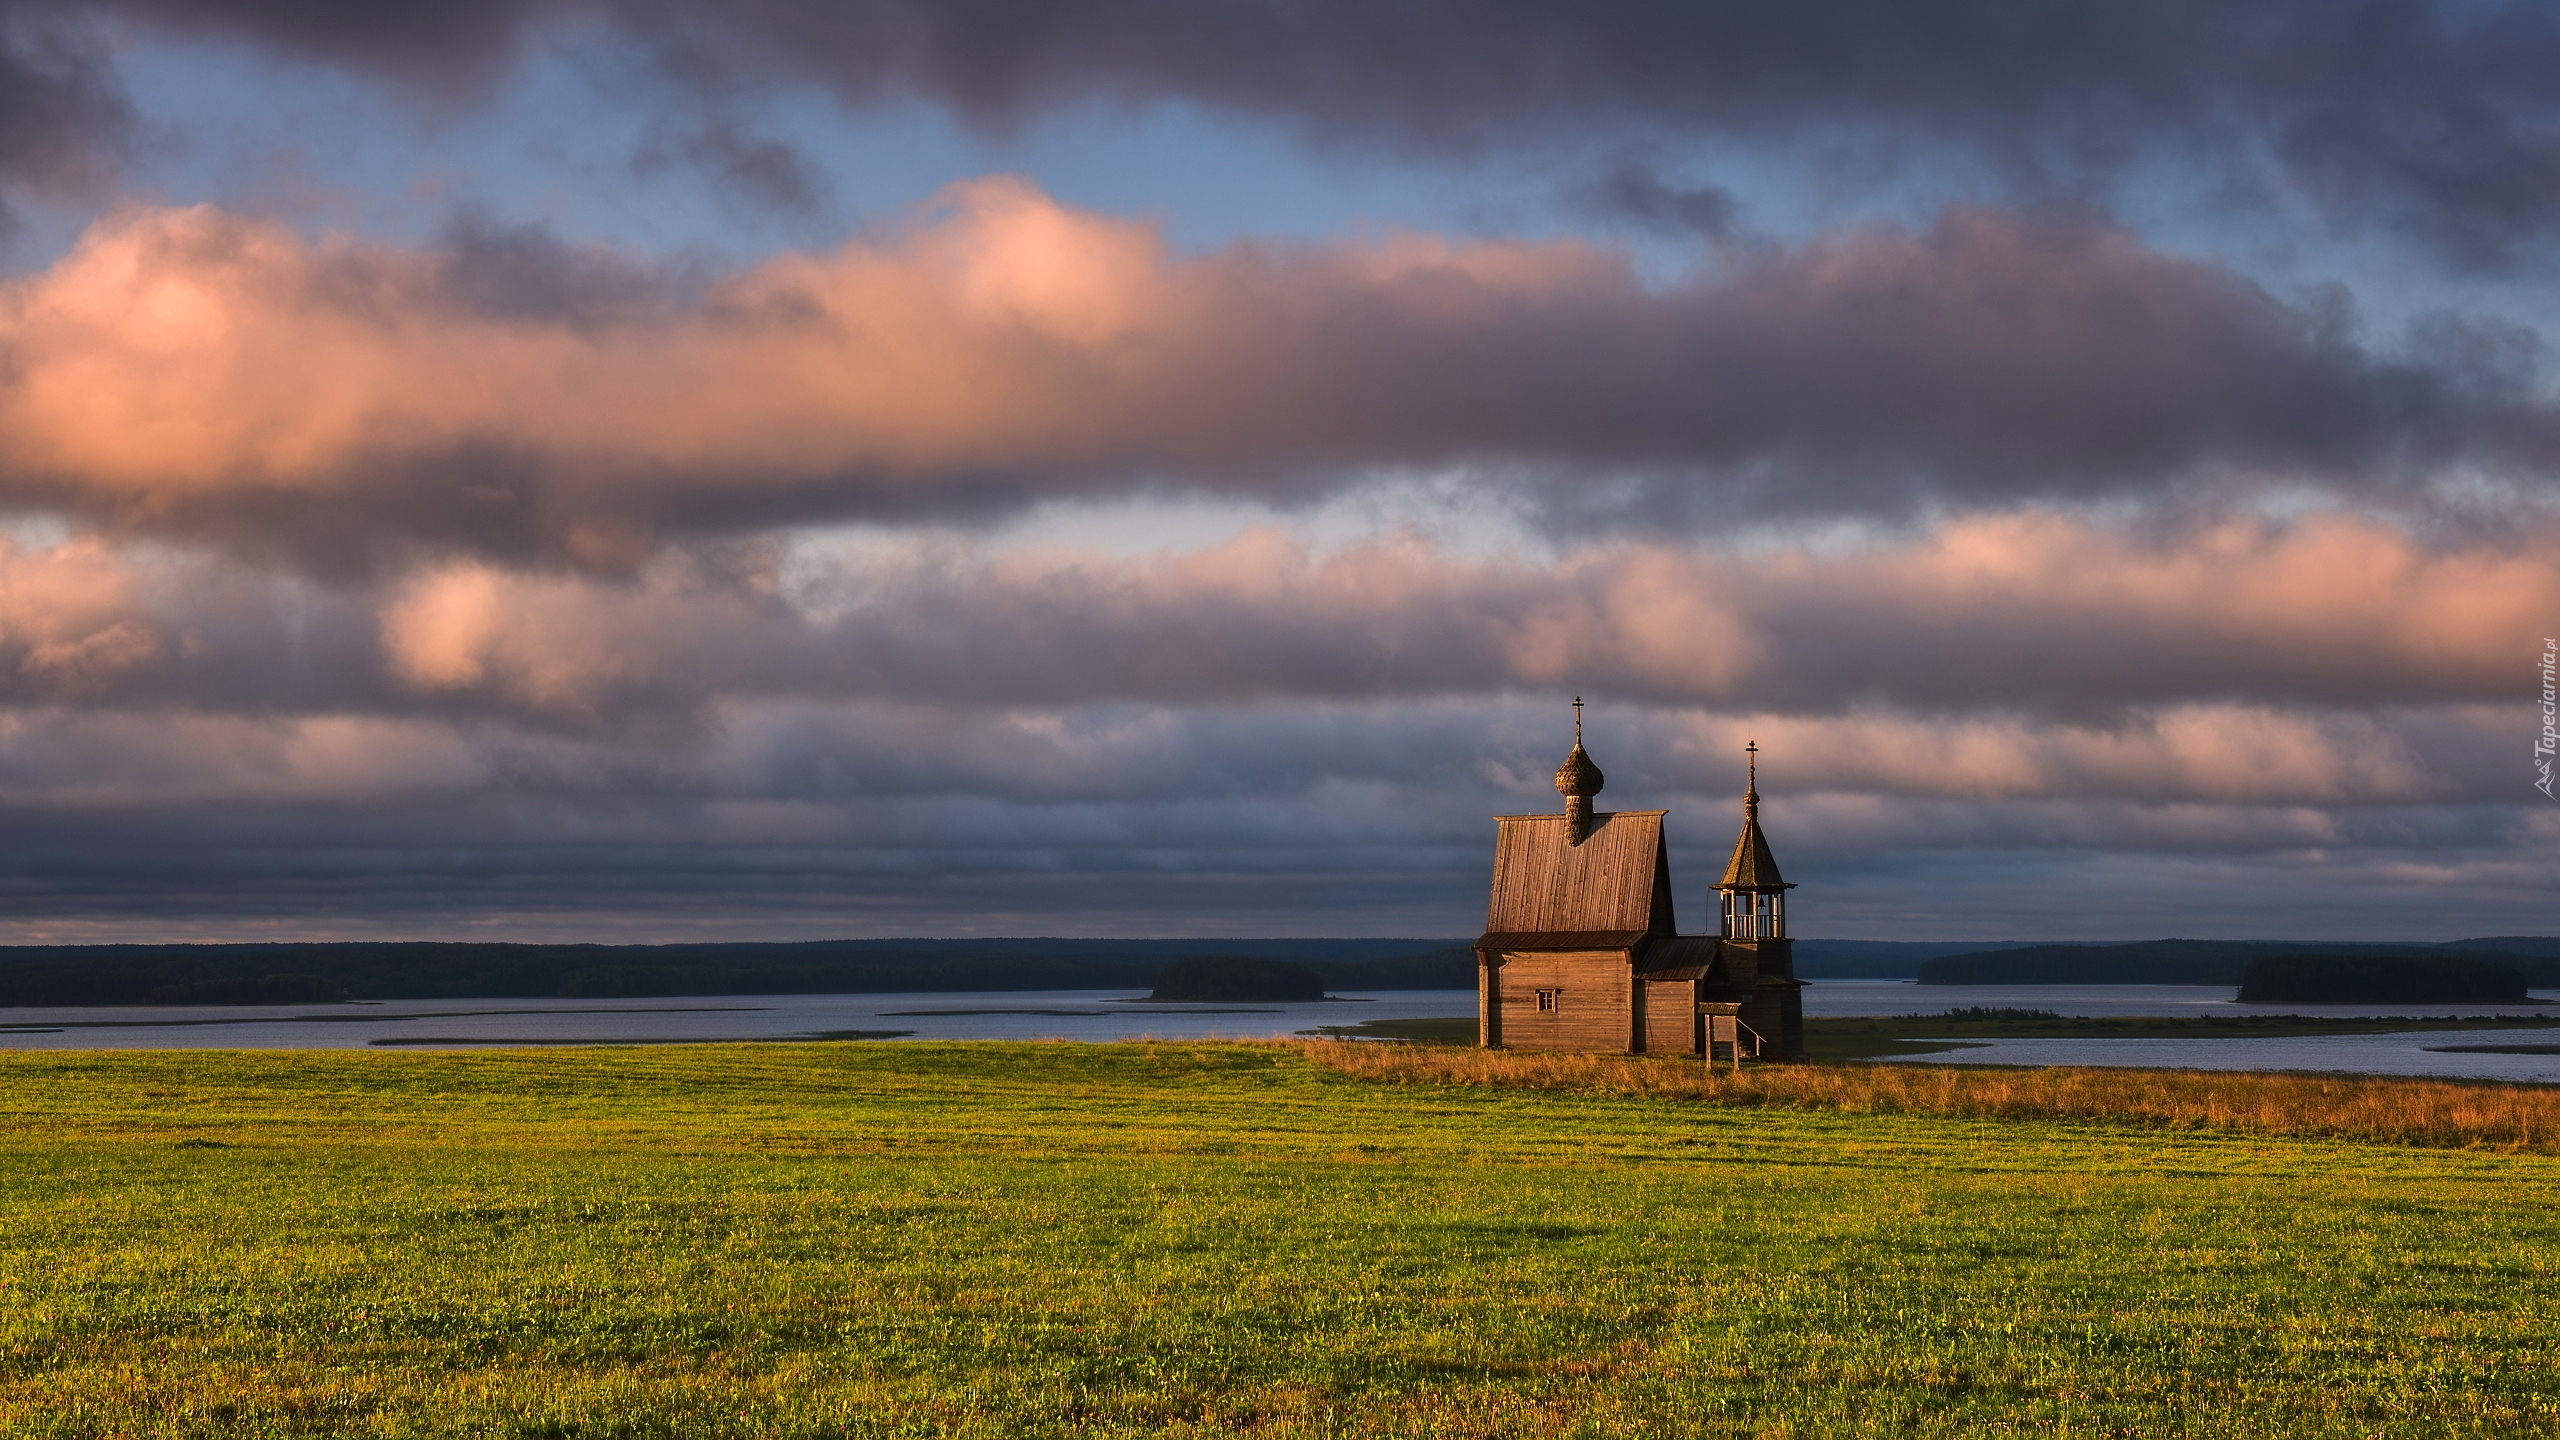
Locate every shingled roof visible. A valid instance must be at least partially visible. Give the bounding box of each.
[1483,809,1676,938]
[1631,934,1725,981]
[1717,742,1791,890]
[1718,815,1787,889]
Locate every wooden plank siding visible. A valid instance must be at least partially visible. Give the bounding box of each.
[1742,989,1788,1059]
[1641,978,1701,1055]
[1493,951,1631,1052]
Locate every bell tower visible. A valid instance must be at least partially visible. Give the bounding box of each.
[1716,741,1805,1057]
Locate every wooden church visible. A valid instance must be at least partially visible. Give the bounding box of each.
[1473,704,1806,1060]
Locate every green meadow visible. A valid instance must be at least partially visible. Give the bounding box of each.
[4,1042,2558,1437]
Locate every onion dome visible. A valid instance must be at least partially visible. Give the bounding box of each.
[1554,696,1605,844]
[1552,743,1605,800]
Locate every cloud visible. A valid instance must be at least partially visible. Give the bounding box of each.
[0,502,2539,741]
[0,685,2505,814]
[80,0,559,92]
[0,707,487,804]
[1660,707,2442,808]
[0,516,2538,942]
[608,0,2560,270]
[0,507,2538,721]
[0,3,2549,271]
[0,12,127,231]
[1573,160,1739,238]
[0,690,2540,941]
[41,0,2560,270]
[694,697,2520,813]
[0,184,2546,567]
[354,511,2557,719]
[378,555,779,715]
[631,115,834,220]
[0,536,162,694]
[0,6,2544,943]
[428,210,696,330]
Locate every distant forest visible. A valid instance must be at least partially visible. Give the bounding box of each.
[0,936,2040,1005]
[8,934,2555,1006]
[1917,938,2560,987]
[2237,953,2530,1005]
[0,938,1477,1007]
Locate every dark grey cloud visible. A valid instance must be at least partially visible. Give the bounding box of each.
[0,11,125,233]
[81,0,555,89]
[1572,160,1739,238]
[0,500,2541,941]
[617,0,2560,269]
[425,210,699,328]
[631,115,833,220]
[56,0,2560,269]
[0,1,2548,269]
[0,695,2541,941]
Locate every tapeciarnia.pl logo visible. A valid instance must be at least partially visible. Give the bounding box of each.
[2539,637,2557,800]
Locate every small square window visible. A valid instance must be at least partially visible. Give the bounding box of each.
[1534,989,1559,1012]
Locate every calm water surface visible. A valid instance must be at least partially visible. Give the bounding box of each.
[1804,980,2560,1021]
[4,981,2556,1083]
[1815,980,2560,1083]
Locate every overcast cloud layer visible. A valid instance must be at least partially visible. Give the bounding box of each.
[14,0,2560,267]
[0,0,2545,940]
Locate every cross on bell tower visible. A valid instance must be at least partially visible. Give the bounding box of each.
[1717,740,1792,941]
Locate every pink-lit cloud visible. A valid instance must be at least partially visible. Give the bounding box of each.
[0,537,161,694]
[359,511,2555,717]
[0,504,2535,721]
[0,184,2541,567]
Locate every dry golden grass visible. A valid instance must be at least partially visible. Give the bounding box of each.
[1290,1038,2560,1152]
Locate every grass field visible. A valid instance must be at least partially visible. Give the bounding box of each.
[5,1042,2560,1437]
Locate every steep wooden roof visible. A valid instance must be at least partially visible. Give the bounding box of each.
[1719,743,1790,890]
[1483,810,1676,939]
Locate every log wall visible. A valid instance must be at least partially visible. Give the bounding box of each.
[1494,951,1630,1052]
[1742,987,1790,1059]
[1641,978,1701,1055]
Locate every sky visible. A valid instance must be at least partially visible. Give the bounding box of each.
[0,0,2551,943]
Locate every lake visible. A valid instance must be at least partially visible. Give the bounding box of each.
[0,989,1473,1050]
[3,980,2556,1082]
[1817,980,2560,1083]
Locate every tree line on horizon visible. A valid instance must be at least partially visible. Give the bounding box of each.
[0,935,2553,1007]
[0,940,1481,1007]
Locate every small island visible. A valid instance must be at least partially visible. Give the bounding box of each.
[1148,956,1328,1002]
